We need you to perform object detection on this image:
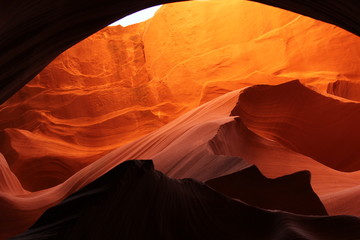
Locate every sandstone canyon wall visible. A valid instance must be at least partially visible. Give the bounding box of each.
[1,0,359,191]
[0,0,360,239]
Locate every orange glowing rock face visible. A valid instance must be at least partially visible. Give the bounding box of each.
[144,0,360,98]
[1,1,360,238]
[0,23,169,191]
[1,0,360,191]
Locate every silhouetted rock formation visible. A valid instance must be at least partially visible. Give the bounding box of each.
[11,160,360,240]
[206,166,327,215]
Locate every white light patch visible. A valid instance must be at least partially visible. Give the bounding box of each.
[109,5,162,27]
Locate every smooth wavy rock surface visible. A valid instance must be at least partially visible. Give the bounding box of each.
[0,0,360,239]
[10,160,360,240]
[1,0,360,192]
[1,83,360,238]
[327,80,360,102]
[0,89,242,239]
[231,80,360,172]
[0,23,158,191]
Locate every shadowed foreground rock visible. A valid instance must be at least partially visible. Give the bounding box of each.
[11,160,360,240]
[206,165,327,215]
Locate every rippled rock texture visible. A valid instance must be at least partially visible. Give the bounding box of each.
[0,0,360,239]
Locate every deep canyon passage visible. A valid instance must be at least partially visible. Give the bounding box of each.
[0,0,360,239]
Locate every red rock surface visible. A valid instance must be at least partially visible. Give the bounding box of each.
[327,80,360,101]
[0,23,170,191]
[1,0,360,192]
[0,0,360,239]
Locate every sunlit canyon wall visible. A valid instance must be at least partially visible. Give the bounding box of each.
[0,0,360,239]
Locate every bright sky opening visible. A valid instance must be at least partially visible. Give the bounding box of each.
[109,5,162,27]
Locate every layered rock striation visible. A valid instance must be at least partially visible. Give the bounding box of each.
[0,0,360,239]
[0,0,359,191]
